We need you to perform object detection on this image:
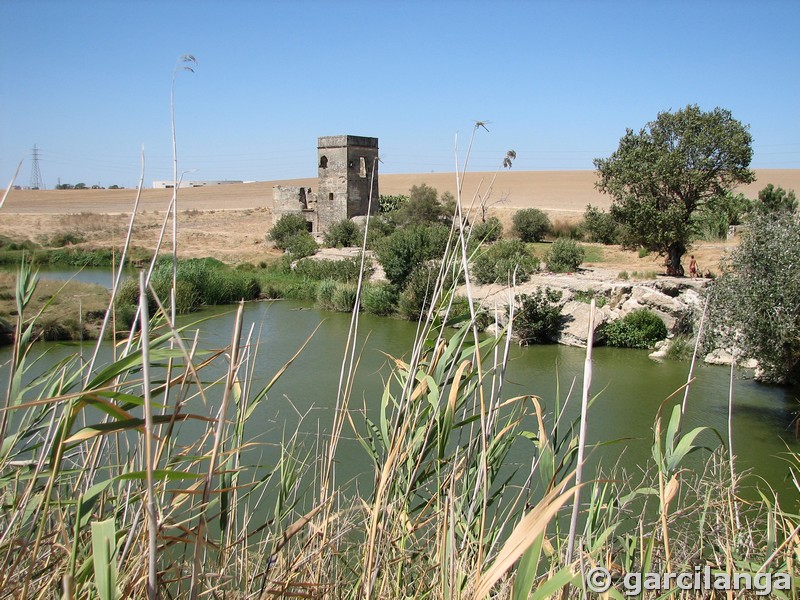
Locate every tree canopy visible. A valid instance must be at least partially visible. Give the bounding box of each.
[755,183,798,215]
[594,105,755,273]
[390,184,454,227]
[705,211,800,385]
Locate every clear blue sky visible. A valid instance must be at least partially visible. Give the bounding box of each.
[1,0,798,189]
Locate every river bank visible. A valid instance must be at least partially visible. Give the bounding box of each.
[466,266,706,343]
[0,270,109,343]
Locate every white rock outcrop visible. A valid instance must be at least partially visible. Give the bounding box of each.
[462,267,706,349]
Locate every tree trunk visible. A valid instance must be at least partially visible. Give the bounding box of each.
[666,242,686,276]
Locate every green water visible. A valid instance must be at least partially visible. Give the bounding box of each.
[35,265,134,289]
[2,298,798,505]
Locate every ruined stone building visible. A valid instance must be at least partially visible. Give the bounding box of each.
[272,135,379,235]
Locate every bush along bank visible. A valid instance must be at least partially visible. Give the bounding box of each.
[262,206,708,354]
[115,257,261,327]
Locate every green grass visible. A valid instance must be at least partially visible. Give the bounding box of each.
[0,270,109,342]
[581,244,604,262]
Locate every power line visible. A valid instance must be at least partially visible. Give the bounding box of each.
[30,145,43,189]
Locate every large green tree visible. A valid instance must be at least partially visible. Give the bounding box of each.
[595,105,755,274]
[705,211,800,385]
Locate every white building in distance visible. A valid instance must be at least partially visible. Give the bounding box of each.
[152,180,243,189]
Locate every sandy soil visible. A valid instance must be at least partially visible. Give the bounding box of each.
[1,169,797,269]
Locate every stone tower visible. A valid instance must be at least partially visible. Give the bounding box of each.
[316,135,379,229]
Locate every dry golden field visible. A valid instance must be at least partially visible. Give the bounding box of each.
[1,169,798,269]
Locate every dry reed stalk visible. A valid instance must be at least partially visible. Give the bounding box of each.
[117,197,175,363]
[189,300,244,600]
[137,271,159,599]
[566,298,596,563]
[727,361,741,530]
[474,475,580,598]
[84,147,146,385]
[316,158,380,590]
[681,295,709,416]
[170,55,197,327]
[453,126,495,577]
[0,158,23,211]
[655,414,674,574]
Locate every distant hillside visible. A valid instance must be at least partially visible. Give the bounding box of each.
[3,170,798,215]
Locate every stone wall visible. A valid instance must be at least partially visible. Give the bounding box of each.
[271,135,379,236]
[272,185,317,232]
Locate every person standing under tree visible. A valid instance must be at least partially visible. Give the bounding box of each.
[689,255,698,278]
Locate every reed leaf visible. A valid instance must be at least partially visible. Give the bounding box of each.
[90,517,120,600]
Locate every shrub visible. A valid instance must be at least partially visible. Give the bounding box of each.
[512,208,551,242]
[45,248,115,267]
[39,317,76,341]
[693,192,753,240]
[376,224,450,288]
[604,309,667,349]
[332,283,358,312]
[361,283,397,316]
[470,217,503,244]
[365,217,396,250]
[573,290,607,308]
[48,231,86,247]
[582,205,619,244]
[281,278,319,300]
[293,256,371,282]
[0,235,37,252]
[115,258,261,319]
[268,214,309,249]
[283,231,318,259]
[200,269,260,306]
[390,184,451,226]
[397,264,446,321]
[472,240,539,284]
[316,279,338,311]
[664,334,694,361]
[512,288,564,345]
[545,238,585,272]
[115,278,140,307]
[550,218,583,240]
[324,219,361,248]
[379,194,408,214]
[705,211,800,384]
[113,302,138,331]
[754,184,797,215]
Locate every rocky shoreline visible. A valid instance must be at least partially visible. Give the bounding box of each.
[461,268,740,362]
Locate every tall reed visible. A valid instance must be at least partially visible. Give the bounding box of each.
[0,130,797,599]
